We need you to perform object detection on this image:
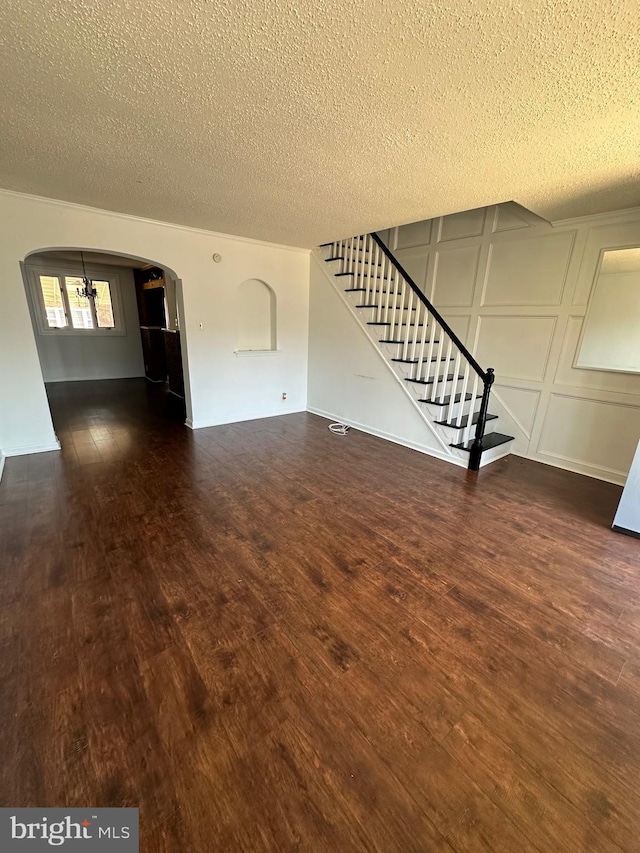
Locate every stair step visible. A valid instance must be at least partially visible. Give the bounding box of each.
[367,321,424,327]
[451,432,514,452]
[325,256,344,262]
[435,412,498,429]
[417,392,481,406]
[344,288,401,295]
[379,338,437,344]
[405,373,463,385]
[393,356,454,364]
[357,304,417,310]
[337,271,392,281]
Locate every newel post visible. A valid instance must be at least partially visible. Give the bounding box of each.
[468,368,495,472]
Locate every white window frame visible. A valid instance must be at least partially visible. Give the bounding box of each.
[25,262,126,337]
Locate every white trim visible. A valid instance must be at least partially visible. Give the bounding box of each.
[550,205,640,228]
[0,452,5,483]
[0,188,311,254]
[307,406,468,468]
[186,406,306,429]
[4,440,61,457]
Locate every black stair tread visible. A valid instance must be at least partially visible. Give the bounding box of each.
[340,259,386,266]
[393,356,454,364]
[404,373,463,384]
[379,338,437,344]
[337,272,392,280]
[451,432,515,452]
[324,256,344,262]
[357,304,417,310]
[345,287,400,294]
[345,288,404,295]
[367,321,425,327]
[417,392,482,406]
[435,412,498,429]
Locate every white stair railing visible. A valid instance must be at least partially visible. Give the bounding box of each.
[329,233,496,470]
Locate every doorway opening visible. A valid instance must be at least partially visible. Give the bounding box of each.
[22,247,191,447]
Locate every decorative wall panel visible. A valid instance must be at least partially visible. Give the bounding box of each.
[483,231,574,306]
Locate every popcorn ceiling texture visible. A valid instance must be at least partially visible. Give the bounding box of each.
[0,0,638,247]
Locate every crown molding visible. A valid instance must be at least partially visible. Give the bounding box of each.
[0,187,311,255]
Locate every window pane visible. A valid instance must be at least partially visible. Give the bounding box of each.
[39,275,67,328]
[65,277,94,329]
[93,280,114,328]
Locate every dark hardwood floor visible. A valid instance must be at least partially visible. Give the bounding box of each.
[1,378,639,852]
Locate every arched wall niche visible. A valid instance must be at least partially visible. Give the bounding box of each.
[236,278,277,352]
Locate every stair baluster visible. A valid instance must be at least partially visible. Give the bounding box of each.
[320,231,513,469]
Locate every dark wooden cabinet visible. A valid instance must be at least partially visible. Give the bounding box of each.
[140,327,167,382]
[163,329,184,397]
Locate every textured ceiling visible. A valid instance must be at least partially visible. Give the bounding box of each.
[0,0,638,248]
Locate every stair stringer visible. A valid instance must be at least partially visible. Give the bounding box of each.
[310,250,469,468]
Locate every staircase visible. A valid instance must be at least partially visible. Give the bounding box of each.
[319,232,514,470]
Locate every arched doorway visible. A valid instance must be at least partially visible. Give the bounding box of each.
[21,247,192,456]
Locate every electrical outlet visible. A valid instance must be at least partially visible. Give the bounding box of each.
[282,392,287,401]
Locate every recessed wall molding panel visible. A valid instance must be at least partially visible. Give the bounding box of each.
[483,231,575,307]
[433,245,480,307]
[440,314,471,345]
[537,394,640,478]
[395,247,429,292]
[476,315,556,382]
[493,385,541,439]
[438,207,486,242]
[396,219,432,249]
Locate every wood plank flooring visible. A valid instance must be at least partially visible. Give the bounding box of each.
[1,378,639,852]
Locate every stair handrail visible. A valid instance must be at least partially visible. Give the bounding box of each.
[370,232,486,380]
[369,231,495,470]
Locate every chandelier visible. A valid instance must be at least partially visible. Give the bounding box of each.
[76,251,97,300]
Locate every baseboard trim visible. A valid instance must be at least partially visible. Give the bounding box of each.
[187,406,307,430]
[612,524,640,539]
[4,440,61,457]
[0,452,5,483]
[510,449,627,486]
[306,406,467,468]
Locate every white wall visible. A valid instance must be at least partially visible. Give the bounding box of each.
[389,202,640,484]
[0,189,310,456]
[24,261,145,382]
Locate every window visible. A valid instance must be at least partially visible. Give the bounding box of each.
[27,265,124,336]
